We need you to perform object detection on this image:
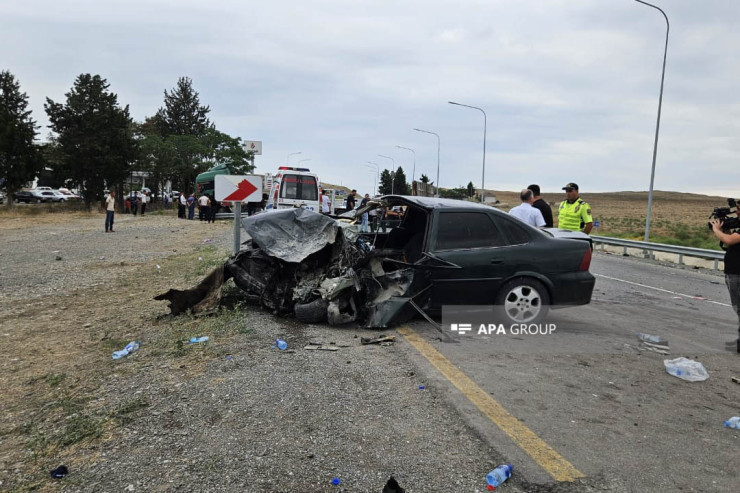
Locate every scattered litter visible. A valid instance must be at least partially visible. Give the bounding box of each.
[186,336,209,344]
[672,296,681,299]
[382,476,405,493]
[112,341,140,360]
[203,238,212,243]
[198,257,203,262]
[304,343,339,351]
[486,464,513,489]
[732,377,739,384]
[225,355,234,361]
[275,339,288,350]
[724,416,740,429]
[419,385,425,390]
[55,255,62,261]
[664,357,709,382]
[636,332,670,354]
[50,465,68,479]
[361,335,396,345]
[331,477,340,486]
[99,256,105,260]
[156,264,161,270]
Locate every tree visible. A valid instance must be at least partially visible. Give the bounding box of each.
[467,181,475,198]
[379,169,393,195]
[202,128,254,174]
[0,71,42,209]
[157,77,211,136]
[392,166,412,195]
[420,174,429,184]
[45,74,138,210]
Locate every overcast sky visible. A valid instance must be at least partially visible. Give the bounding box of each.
[2,0,739,197]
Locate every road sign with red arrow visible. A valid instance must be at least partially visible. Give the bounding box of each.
[215,175,262,202]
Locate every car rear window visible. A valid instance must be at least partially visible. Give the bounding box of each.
[280,174,318,201]
[434,212,506,250]
[497,218,532,245]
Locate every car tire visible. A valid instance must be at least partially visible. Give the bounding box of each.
[294,298,329,323]
[494,278,550,324]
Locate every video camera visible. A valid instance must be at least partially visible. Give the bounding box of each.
[708,198,740,232]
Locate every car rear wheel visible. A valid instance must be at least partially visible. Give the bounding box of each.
[494,278,550,324]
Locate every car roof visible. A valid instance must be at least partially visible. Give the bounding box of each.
[381,195,496,211]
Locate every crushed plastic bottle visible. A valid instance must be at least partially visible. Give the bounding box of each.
[112,341,140,360]
[663,357,709,382]
[724,416,740,429]
[276,339,288,350]
[486,464,512,489]
[186,336,209,344]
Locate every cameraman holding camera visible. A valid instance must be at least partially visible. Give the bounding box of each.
[710,217,740,352]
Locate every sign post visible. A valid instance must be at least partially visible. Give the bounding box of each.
[215,175,263,255]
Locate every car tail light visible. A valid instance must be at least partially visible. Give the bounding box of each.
[579,246,592,271]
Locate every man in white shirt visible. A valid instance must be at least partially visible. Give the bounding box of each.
[179,192,187,219]
[321,190,330,214]
[509,189,546,228]
[198,193,211,221]
[140,191,148,216]
[105,191,116,232]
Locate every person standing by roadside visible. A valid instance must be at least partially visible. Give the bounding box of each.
[198,193,210,221]
[130,191,138,216]
[140,190,148,216]
[104,190,116,232]
[187,193,196,220]
[178,192,187,219]
[710,218,740,353]
[321,190,330,214]
[208,195,218,223]
[557,183,593,234]
[509,189,546,228]
[164,192,170,209]
[359,193,370,232]
[346,189,357,213]
[527,184,553,228]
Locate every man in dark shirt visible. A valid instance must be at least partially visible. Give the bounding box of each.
[710,217,740,352]
[528,184,553,228]
[346,189,357,213]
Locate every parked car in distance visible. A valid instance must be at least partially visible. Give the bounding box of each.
[58,188,81,199]
[36,190,67,202]
[14,191,37,203]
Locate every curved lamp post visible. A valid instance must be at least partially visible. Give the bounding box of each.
[396,145,416,185]
[448,101,487,203]
[635,0,669,243]
[413,128,440,197]
[365,161,379,196]
[377,154,396,194]
[286,151,302,165]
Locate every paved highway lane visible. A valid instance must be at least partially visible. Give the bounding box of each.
[401,251,740,492]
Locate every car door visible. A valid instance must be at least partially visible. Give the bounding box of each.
[428,210,515,306]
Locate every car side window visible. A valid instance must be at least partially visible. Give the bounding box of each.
[497,218,531,245]
[434,212,506,250]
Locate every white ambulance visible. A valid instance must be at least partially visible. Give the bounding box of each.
[266,166,322,212]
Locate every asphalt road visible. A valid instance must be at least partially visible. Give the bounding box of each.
[402,251,740,492]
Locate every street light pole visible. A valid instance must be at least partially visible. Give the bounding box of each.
[635,0,669,243]
[449,101,487,203]
[377,154,396,195]
[298,158,312,165]
[413,128,440,197]
[366,161,379,196]
[396,145,416,185]
[286,151,302,165]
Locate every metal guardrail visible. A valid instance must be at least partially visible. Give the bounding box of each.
[591,235,724,270]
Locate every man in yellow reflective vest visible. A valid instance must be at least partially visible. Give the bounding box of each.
[558,182,593,234]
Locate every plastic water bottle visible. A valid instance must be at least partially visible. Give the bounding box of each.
[112,341,140,360]
[186,336,209,344]
[276,339,288,350]
[725,416,740,429]
[486,464,512,488]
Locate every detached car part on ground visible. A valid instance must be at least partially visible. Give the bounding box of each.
[156,196,595,328]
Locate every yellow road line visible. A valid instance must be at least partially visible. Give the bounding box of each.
[397,326,584,482]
